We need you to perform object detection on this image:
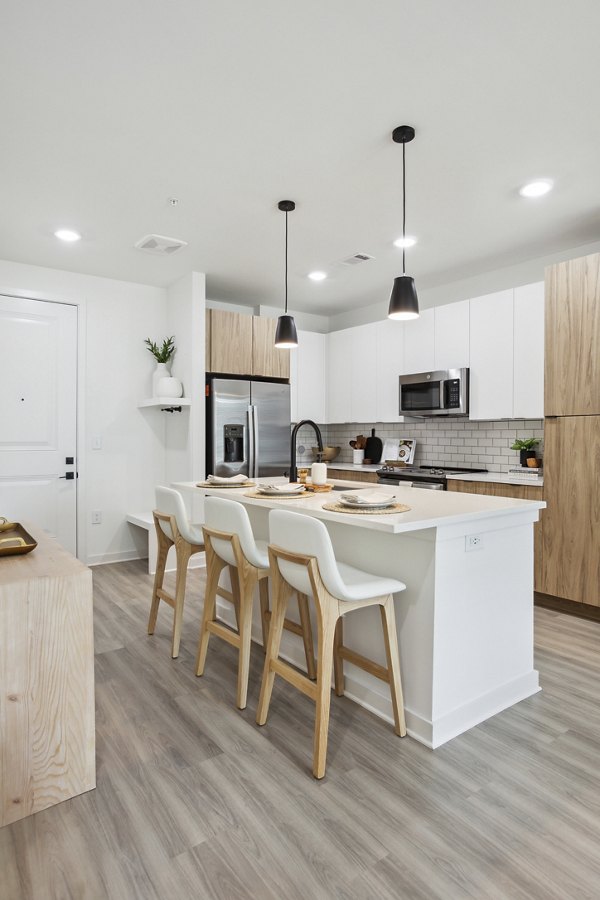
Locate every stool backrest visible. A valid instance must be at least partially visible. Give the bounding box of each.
[204,496,265,569]
[268,509,347,600]
[155,486,196,544]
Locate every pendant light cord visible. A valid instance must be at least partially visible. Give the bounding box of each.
[402,140,406,275]
[284,210,289,315]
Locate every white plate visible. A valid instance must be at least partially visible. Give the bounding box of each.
[339,497,395,510]
[256,488,306,497]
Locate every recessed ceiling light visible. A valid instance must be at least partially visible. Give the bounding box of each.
[54,229,81,242]
[519,180,553,198]
[393,235,417,248]
[308,271,327,281]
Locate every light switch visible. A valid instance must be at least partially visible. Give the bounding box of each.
[92,436,103,450]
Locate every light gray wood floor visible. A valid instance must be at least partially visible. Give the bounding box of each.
[2,560,600,899]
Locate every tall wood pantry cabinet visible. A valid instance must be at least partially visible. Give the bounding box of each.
[540,252,600,608]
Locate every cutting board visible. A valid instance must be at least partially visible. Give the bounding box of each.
[364,428,383,463]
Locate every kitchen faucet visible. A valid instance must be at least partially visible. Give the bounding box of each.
[289,420,323,483]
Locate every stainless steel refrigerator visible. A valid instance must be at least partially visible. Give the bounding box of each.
[206,376,291,478]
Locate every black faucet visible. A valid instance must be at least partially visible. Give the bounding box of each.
[290,420,323,483]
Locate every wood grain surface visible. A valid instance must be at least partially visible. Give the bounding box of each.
[545,252,600,415]
[0,528,95,827]
[3,559,600,898]
[251,316,290,379]
[206,308,253,375]
[540,416,600,606]
[327,468,379,484]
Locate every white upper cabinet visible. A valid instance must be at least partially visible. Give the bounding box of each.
[403,308,435,374]
[327,329,353,423]
[469,289,514,420]
[375,319,405,422]
[434,300,470,370]
[327,325,377,423]
[513,282,544,419]
[291,330,327,424]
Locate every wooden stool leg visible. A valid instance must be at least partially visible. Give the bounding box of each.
[148,531,170,635]
[236,575,256,710]
[195,548,226,676]
[256,580,291,726]
[171,539,191,659]
[297,593,317,680]
[229,566,241,632]
[259,577,270,650]
[380,596,406,737]
[313,609,339,780]
[333,616,344,696]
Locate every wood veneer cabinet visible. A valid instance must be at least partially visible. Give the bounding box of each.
[447,479,544,591]
[206,309,289,379]
[0,528,95,826]
[545,252,600,416]
[327,468,379,484]
[539,417,600,606]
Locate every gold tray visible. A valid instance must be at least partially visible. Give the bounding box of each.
[0,522,38,556]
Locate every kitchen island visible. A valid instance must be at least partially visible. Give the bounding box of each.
[174,479,544,748]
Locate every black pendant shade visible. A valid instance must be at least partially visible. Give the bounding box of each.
[274,314,298,348]
[388,275,419,320]
[388,125,420,321]
[274,199,298,349]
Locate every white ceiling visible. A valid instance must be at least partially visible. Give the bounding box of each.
[2,1,600,316]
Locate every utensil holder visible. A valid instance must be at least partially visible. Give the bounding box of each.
[353,449,364,465]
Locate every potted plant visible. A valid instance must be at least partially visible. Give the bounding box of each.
[510,437,540,467]
[145,336,182,398]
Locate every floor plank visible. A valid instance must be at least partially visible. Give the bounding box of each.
[2,558,600,898]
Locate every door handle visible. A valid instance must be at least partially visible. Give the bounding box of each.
[59,472,75,480]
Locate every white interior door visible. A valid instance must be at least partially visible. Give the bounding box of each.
[0,296,78,554]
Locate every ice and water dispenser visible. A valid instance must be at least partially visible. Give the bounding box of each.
[224,423,245,463]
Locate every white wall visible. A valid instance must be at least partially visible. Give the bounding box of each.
[0,258,207,566]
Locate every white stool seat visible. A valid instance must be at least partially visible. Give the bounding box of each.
[252,539,269,570]
[336,563,406,602]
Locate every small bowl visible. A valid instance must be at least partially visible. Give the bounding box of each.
[311,446,341,462]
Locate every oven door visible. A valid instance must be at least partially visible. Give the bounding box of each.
[378,475,445,490]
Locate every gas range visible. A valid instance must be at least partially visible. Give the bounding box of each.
[377,465,488,490]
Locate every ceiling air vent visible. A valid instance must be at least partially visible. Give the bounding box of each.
[134,234,188,255]
[340,252,374,266]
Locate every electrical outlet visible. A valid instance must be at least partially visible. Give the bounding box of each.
[92,436,103,450]
[91,510,102,525]
[465,534,483,551]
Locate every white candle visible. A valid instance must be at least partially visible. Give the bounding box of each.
[311,462,327,485]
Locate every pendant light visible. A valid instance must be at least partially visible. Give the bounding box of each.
[388,125,420,321]
[274,200,299,348]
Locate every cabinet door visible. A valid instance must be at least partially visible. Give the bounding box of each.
[327,330,353,423]
[434,300,470,370]
[208,309,252,375]
[252,316,290,379]
[375,319,405,422]
[295,330,327,423]
[545,253,600,416]
[469,290,514,420]
[403,308,434,374]
[540,416,600,606]
[350,323,377,423]
[513,282,544,419]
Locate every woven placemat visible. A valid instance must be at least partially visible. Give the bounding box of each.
[244,490,307,500]
[196,481,256,488]
[321,502,411,516]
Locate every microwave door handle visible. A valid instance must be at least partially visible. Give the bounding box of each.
[439,379,447,410]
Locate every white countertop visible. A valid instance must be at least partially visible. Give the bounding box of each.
[446,471,544,487]
[317,463,382,473]
[174,477,544,535]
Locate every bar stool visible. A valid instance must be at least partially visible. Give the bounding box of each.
[148,486,205,658]
[196,496,316,710]
[257,508,407,779]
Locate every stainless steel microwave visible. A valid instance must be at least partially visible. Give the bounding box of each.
[399,368,469,416]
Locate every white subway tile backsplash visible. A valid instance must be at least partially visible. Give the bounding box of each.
[317,418,543,473]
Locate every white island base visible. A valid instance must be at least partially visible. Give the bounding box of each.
[174,481,543,749]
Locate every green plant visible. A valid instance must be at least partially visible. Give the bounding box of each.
[145,336,175,364]
[510,437,540,451]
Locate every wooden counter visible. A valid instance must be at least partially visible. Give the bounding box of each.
[0,527,95,827]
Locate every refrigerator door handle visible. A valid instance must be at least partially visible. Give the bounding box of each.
[247,405,255,478]
[252,404,260,478]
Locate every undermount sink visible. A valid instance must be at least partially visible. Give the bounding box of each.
[330,485,360,491]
